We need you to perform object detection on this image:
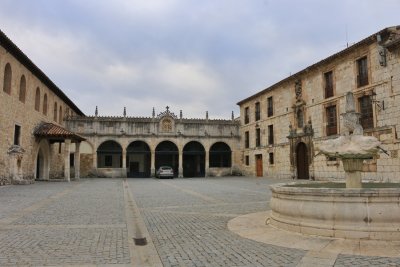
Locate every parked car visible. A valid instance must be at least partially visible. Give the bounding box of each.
[156,166,174,179]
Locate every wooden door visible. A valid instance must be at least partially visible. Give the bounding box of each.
[256,155,263,177]
[296,143,309,179]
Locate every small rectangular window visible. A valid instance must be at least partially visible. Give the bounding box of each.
[255,128,261,147]
[326,105,337,136]
[245,131,249,148]
[357,57,368,87]
[244,107,249,124]
[269,152,274,165]
[359,96,373,129]
[255,102,261,121]
[105,155,113,167]
[14,125,21,146]
[268,125,274,145]
[245,155,249,166]
[267,97,273,117]
[324,71,334,98]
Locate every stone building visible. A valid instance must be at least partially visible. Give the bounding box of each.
[237,26,400,181]
[65,107,240,178]
[0,29,85,185]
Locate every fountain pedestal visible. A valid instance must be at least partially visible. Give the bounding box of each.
[342,158,363,188]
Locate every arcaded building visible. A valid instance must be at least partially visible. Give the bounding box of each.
[0,30,85,185]
[65,107,240,178]
[237,26,400,181]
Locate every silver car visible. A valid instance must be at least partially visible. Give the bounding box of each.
[156,166,174,179]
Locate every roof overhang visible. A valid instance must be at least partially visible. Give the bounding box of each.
[34,122,86,143]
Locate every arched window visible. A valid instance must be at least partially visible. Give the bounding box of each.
[19,75,26,103]
[53,102,58,121]
[59,106,63,124]
[3,63,12,94]
[35,87,40,111]
[43,93,48,115]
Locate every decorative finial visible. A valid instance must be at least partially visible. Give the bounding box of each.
[166,106,170,112]
[231,111,234,120]
[95,106,98,117]
[180,110,183,119]
[152,107,155,118]
[123,107,126,117]
[206,111,209,120]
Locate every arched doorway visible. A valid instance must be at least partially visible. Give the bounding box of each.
[183,141,205,177]
[36,148,45,180]
[97,140,122,168]
[126,141,151,177]
[155,141,178,177]
[209,142,232,167]
[35,140,50,180]
[296,142,309,179]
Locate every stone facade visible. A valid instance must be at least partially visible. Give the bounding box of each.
[237,26,400,182]
[66,107,240,178]
[0,30,84,185]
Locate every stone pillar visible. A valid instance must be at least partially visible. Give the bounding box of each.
[74,142,81,180]
[205,150,210,177]
[178,151,183,178]
[150,150,155,177]
[342,158,363,188]
[64,139,71,182]
[122,147,127,168]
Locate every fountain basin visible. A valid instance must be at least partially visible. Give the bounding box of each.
[269,182,400,240]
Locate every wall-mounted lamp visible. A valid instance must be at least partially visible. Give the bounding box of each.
[370,91,385,111]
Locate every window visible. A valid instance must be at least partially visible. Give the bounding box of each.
[326,105,337,136]
[245,155,249,166]
[105,155,113,167]
[255,128,261,147]
[357,57,368,87]
[244,107,249,124]
[255,102,260,121]
[19,75,26,103]
[14,125,21,146]
[359,96,373,129]
[3,63,12,95]
[268,125,274,145]
[43,94,48,115]
[35,87,40,111]
[269,152,274,165]
[245,131,249,148]
[54,102,58,121]
[324,71,334,98]
[297,110,304,128]
[267,97,273,117]
[59,106,63,124]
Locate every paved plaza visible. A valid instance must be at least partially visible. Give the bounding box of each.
[0,177,399,266]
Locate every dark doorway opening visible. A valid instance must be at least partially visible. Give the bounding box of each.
[155,141,178,177]
[127,141,151,177]
[183,141,205,177]
[209,142,232,167]
[296,142,309,179]
[97,140,122,168]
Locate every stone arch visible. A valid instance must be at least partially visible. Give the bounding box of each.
[183,141,205,177]
[126,140,151,178]
[35,87,40,111]
[3,63,12,94]
[35,139,50,180]
[19,75,26,103]
[97,140,123,168]
[155,140,178,176]
[209,142,232,168]
[296,142,309,179]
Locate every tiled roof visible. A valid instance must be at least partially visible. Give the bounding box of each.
[34,122,86,142]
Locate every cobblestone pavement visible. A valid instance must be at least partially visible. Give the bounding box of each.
[1,177,400,266]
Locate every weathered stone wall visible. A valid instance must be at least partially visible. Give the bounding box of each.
[238,27,400,181]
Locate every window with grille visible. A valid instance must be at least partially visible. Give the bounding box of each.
[358,96,373,129]
[245,131,249,148]
[267,97,273,117]
[255,102,260,121]
[245,156,249,166]
[269,153,274,165]
[244,107,249,124]
[324,71,334,98]
[357,57,368,87]
[255,128,260,147]
[326,105,337,136]
[268,125,274,145]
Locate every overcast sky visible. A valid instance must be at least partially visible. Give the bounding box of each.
[1,0,399,118]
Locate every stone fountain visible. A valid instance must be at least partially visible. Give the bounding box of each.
[269,92,400,240]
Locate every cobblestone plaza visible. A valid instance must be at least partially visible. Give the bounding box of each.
[1,177,400,266]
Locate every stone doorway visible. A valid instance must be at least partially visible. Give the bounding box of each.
[183,141,205,177]
[155,141,179,177]
[256,154,263,177]
[126,141,151,178]
[296,142,309,179]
